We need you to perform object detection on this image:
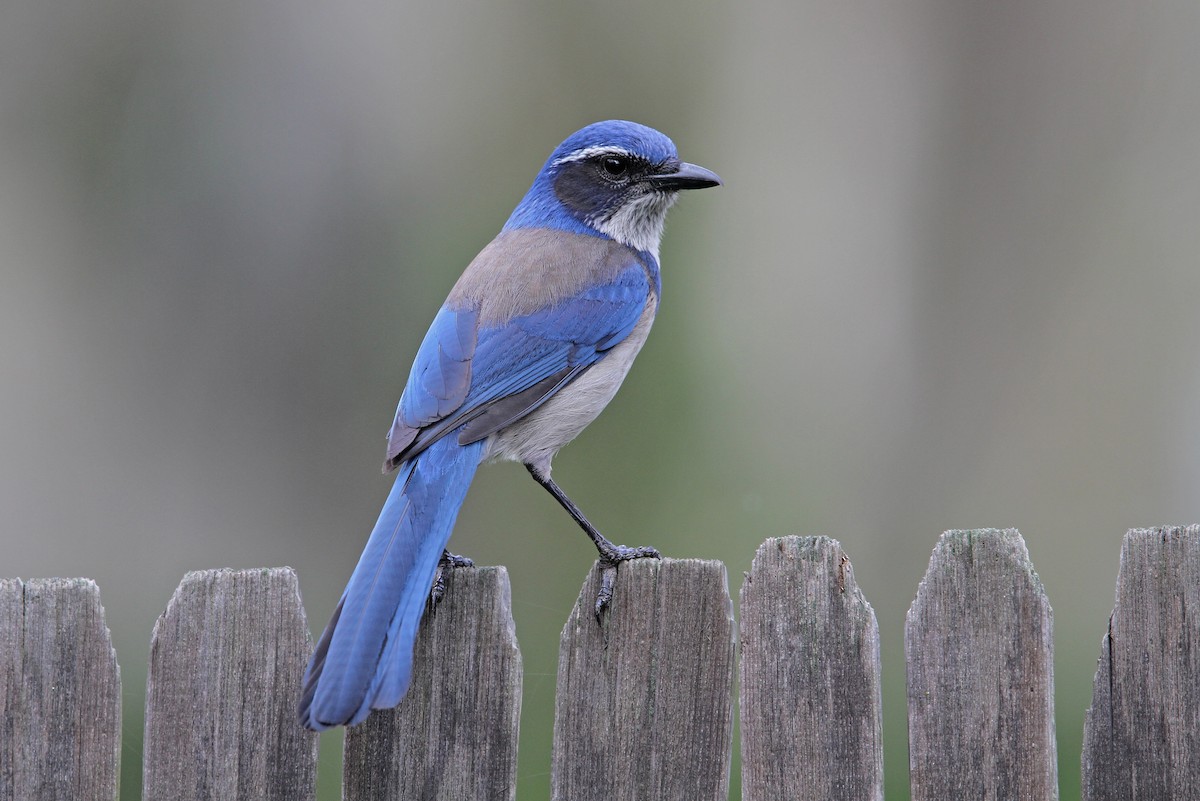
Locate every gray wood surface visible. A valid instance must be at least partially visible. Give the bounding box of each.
[342,565,522,801]
[141,567,316,801]
[1082,525,1200,800]
[0,578,121,801]
[905,529,1058,801]
[739,536,883,801]
[551,558,734,801]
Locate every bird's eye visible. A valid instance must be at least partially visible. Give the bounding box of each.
[600,156,630,178]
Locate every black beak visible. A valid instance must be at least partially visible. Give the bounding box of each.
[646,161,723,191]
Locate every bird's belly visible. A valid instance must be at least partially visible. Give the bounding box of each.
[483,299,656,471]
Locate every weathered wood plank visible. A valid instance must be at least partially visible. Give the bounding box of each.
[552,558,735,801]
[142,567,317,801]
[342,565,521,801]
[0,578,121,801]
[906,529,1058,800]
[739,536,883,801]
[1082,525,1200,800]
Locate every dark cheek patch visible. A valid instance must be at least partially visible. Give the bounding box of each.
[554,164,606,218]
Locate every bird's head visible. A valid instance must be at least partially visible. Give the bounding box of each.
[504,120,721,260]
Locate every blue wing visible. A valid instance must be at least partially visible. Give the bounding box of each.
[384,262,651,471]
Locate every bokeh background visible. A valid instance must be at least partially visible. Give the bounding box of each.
[4,0,1199,798]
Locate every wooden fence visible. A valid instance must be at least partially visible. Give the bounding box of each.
[2,525,1198,800]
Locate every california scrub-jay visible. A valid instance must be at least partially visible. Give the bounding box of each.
[299,120,721,730]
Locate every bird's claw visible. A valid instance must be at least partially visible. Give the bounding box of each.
[593,544,661,622]
[430,549,475,610]
[442,551,475,568]
[598,543,661,563]
[595,563,617,620]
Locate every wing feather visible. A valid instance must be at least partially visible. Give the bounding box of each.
[384,259,650,472]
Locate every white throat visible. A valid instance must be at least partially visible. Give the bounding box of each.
[589,191,678,262]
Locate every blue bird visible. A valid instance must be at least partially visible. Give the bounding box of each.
[299,120,721,730]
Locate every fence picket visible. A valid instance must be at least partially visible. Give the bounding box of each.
[1082,525,1200,800]
[342,565,521,801]
[906,529,1058,800]
[6,524,1200,799]
[0,578,120,801]
[739,536,883,801]
[142,567,317,801]
[551,558,734,801]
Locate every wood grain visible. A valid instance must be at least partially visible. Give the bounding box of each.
[142,567,317,801]
[739,536,883,801]
[0,578,121,801]
[342,565,522,801]
[551,558,735,801]
[1082,525,1200,800]
[906,529,1058,801]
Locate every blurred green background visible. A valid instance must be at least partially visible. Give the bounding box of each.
[4,0,1199,798]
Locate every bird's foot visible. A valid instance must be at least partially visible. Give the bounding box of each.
[430,549,475,610]
[594,542,661,622]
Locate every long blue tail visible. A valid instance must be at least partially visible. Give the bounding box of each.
[299,435,484,730]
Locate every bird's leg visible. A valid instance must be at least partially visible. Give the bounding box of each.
[525,464,661,620]
[525,464,662,562]
[429,548,475,610]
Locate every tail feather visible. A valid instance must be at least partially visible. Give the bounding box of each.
[299,435,484,730]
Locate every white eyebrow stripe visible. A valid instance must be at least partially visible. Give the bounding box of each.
[552,145,637,167]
